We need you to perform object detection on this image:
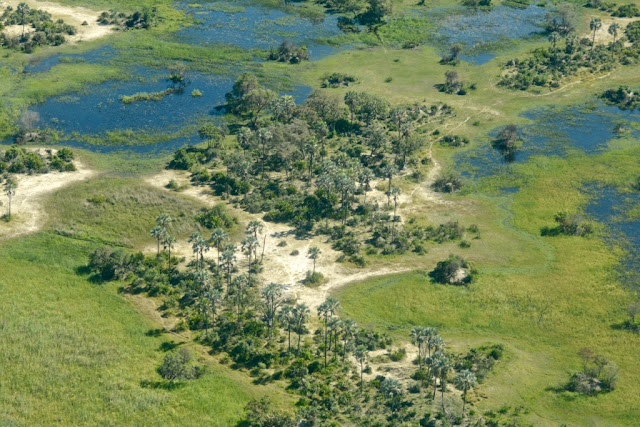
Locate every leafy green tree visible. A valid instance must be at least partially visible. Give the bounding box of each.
[455,370,477,413]
[158,348,197,382]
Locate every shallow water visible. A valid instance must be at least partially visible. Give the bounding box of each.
[585,185,640,288]
[456,103,640,179]
[24,45,116,74]
[175,1,344,60]
[26,64,311,151]
[430,5,548,65]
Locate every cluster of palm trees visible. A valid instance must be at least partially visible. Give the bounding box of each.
[411,326,477,413]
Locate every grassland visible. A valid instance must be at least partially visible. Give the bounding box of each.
[1,0,639,424]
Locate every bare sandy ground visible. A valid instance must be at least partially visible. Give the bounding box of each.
[589,17,635,45]
[0,150,95,240]
[0,0,114,43]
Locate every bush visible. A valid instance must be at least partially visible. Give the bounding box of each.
[157,348,203,382]
[429,254,474,285]
[432,172,463,193]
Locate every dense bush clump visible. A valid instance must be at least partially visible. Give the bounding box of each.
[600,86,640,110]
[0,5,76,52]
[0,146,75,175]
[429,254,475,285]
[268,41,309,63]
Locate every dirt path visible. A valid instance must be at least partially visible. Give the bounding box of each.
[0,153,95,241]
[1,0,114,43]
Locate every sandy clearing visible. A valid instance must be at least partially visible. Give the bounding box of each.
[0,150,95,241]
[589,17,635,45]
[0,0,114,43]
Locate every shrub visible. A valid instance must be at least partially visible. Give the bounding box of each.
[157,348,202,382]
[432,172,463,193]
[429,254,474,285]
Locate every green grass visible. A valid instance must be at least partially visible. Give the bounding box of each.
[0,233,291,425]
[45,177,207,247]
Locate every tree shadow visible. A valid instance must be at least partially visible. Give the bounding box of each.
[544,385,577,401]
[145,328,166,337]
[159,341,182,352]
[140,379,184,390]
[540,226,562,236]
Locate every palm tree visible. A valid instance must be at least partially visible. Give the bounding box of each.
[156,212,172,229]
[189,232,209,269]
[3,177,17,218]
[203,288,222,338]
[455,370,477,414]
[241,235,259,274]
[231,274,249,315]
[341,319,357,362]
[210,227,228,266]
[590,18,602,61]
[410,326,427,369]
[354,345,368,390]
[390,187,401,240]
[608,22,620,58]
[220,248,236,292]
[429,351,449,402]
[424,327,439,358]
[328,317,342,361]
[260,283,285,337]
[381,164,398,203]
[308,246,321,274]
[246,220,264,240]
[278,305,295,353]
[17,3,30,39]
[318,297,339,367]
[293,303,310,353]
[151,226,167,256]
[549,32,560,53]
[162,234,176,262]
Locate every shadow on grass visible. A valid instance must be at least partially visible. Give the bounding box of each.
[159,341,182,352]
[610,321,640,333]
[140,379,184,390]
[145,328,166,337]
[544,385,578,401]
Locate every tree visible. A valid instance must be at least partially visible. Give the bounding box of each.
[293,303,310,353]
[318,297,339,367]
[354,345,368,390]
[189,232,209,269]
[157,348,196,382]
[3,177,17,218]
[230,274,250,315]
[162,234,176,263]
[260,283,286,337]
[241,235,259,274]
[168,63,189,89]
[203,287,222,338]
[455,370,477,413]
[549,32,560,52]
[410,326,427,369]
[590,18,602,61]
[156,213,172,229]
[279,305,296,353]
[221,247,237,291]
[608,22,621,58]
[16,3,30,38]
[307,246,321,274]
[210,227,229,266]
[628,302,640,323]
[380,163,398,197]
[428,351,450,402]
[150,226,167,256]
[341,319,357,362]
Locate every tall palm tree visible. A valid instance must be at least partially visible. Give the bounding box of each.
[318,297,339,367]
[16,3,30,39]
[410,326,427,369]
[341,319,358,362]
[608,22,620,58]
[381,164,398,203]
[455,370,477,414]
[278,305,295,353]
[549,32,560,53]
[151,226,167,256]
[429,351,449,401]
[162,234,176,264]
[308,246,321,274]
[293,303,310,353]
[590,18,602,61]
[424,327,439,358]
[210,227,228,266]
[354,345,368,390]
[3,177,17,217]
[189,232,209,269]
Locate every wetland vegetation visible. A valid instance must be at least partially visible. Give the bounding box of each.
[0,0,639,425]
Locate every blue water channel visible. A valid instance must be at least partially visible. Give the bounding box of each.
[455,103,640,179]
[174,1,344,60]
[585,185,640,289]
[429,4,548,64]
